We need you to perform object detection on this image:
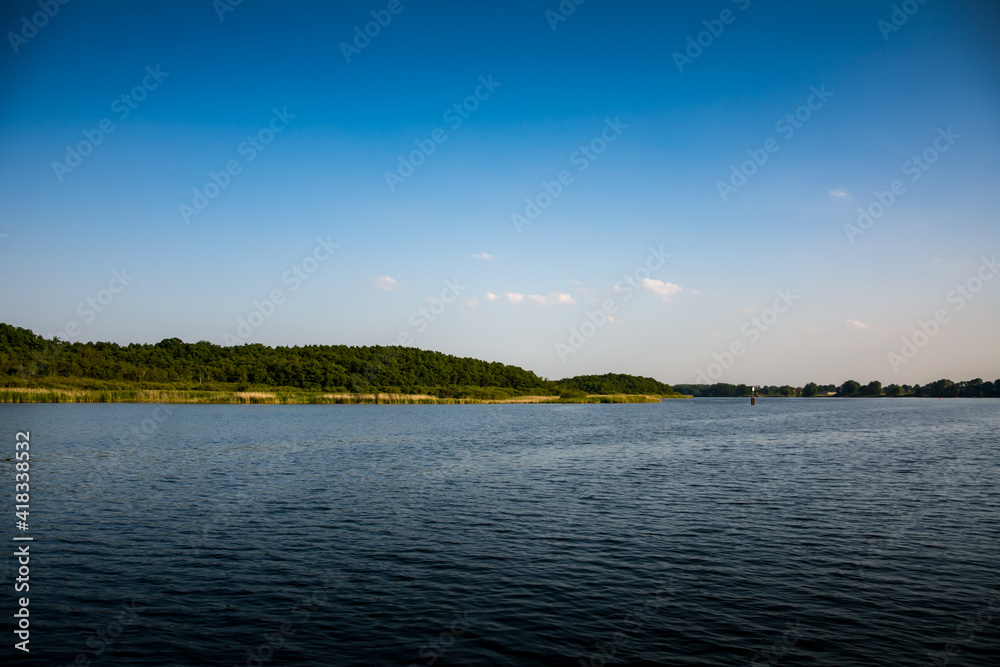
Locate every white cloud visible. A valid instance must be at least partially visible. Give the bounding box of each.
[830,187,850,198]
[552,292,575,304]
[369,275,398,291]
[846,319,870,330]
[473,252,499,260]
[466,297,479,307]
[737,306,761,315]
[641,279,682,301]
[485,291,575,306]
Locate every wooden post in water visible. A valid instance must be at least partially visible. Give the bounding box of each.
[751,386,756,406]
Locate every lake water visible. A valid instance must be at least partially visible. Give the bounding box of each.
[2,399,999,666]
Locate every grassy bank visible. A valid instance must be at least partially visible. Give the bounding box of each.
[0,387,680,405]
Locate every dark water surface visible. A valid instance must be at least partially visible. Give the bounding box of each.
[2,399,998,666]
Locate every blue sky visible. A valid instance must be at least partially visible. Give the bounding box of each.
[1,0,998,385]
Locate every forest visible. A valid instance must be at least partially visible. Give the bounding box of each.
[0,323,678,399]
[674,378,1000,398]
[3,324,994,401]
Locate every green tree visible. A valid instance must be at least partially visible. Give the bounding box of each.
[923,379,956,397]
[859,380,882,396]
[837,380,861,396]
[802,382,818,397]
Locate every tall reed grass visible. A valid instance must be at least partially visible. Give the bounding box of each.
[0,388,664,405]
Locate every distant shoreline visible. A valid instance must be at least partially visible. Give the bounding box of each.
[0,388,690,405]
[3,386,994,405]
[3,323,994,402]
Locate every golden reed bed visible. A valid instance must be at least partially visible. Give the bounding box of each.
[0,388,667,404]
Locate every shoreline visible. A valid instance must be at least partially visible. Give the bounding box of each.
[0,388,689,405]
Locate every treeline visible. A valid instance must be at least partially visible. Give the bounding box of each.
[674,379,1000,398]
[4,324,992,400]
[821,378,999,398]
[0,324,677,398]
[674,383,802,397]
[558,373,676,396]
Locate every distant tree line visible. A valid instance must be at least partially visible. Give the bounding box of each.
[3,324,993,399]
[675,379,999,398]
[557,373,676,396]
[673,383,800,397]
[825,378,999,398]
[0,324,676,398]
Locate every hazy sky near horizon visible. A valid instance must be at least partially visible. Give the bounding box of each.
[1,0,998,386]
